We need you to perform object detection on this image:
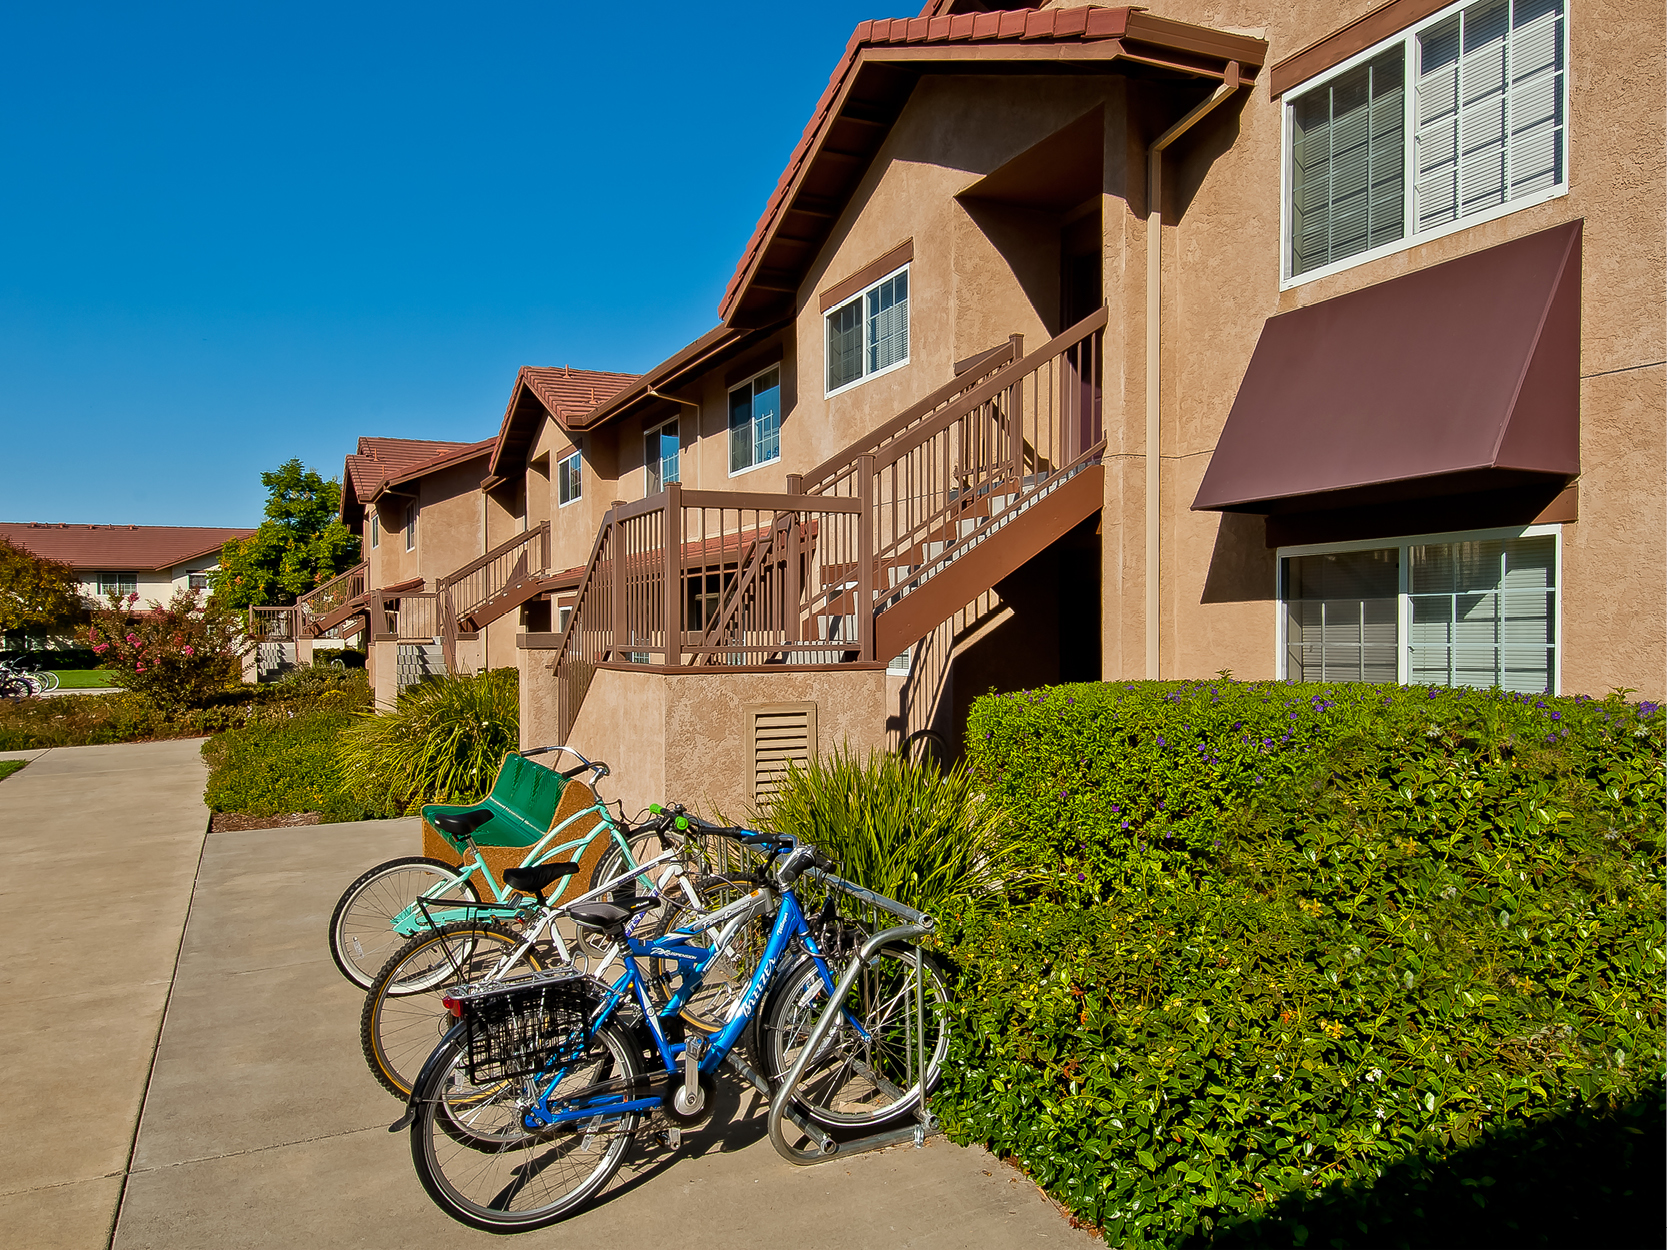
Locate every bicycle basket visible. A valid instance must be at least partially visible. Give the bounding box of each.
[458,971,600,1086]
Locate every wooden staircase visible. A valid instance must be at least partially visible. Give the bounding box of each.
[552,306,1107,738]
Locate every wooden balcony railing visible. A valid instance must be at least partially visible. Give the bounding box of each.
[554,486,866,739]
[248,605,298,641]
[553,306,1107,739]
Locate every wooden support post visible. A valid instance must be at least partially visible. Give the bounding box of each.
[539,520,549,572]
[857,454,875,661]
[784,506,801,647]
[662,484,681,666]
[609,511,625,662]
[1009,332,1026,481]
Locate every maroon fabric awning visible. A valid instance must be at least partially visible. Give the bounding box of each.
[1192,221,1581,515]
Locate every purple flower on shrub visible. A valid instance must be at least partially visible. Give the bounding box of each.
[1550,711,1561,721]
[1640,702,1660,717]
[1109,805,1121,813]
[1232,721,1242,731]
[1077,873,1085,882]
[1121,821,1130,828]
[1157,736,1166,746]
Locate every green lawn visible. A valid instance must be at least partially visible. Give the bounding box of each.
[0,760,26,783]
[50,670,122,689]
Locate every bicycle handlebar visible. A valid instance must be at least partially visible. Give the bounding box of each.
[519,745,610,783]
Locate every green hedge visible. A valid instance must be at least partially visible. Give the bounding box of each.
[938,680,1663,1247]
[200,672,375,821]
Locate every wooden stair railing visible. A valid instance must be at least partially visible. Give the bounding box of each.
[434,523,553,673]
[297,561,368,638]
[551,306,1106,736]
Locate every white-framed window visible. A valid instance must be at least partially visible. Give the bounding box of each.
[187,572,210,592]
[728,367,781,476]
[825,264,909,395]
[556,604,573,635]
[1282,0,1567,287]
[404,501,417,552]
[370,511,380,549]
[98,571,138,598]
[645,418,680,494]
[557,449,582,506]
[1277,524,1560,693]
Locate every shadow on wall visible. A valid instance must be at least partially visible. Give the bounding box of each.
[1188,1086,1666,1250]
[1200,511,1274,604]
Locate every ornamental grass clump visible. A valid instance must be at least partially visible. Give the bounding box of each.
[336,667,519,816]
[757,746,1014,920]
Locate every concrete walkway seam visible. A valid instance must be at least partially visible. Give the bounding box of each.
[107,813,212,1250]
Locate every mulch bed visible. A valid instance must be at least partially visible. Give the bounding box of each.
[210,811,323,832]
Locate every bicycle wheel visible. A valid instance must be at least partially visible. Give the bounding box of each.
[411,1019,641,1231]
[361,920,545,1099]
[36,670,59,692]
[328,856,481,989]
[757,941,951,1128]
[646,874,768,1035]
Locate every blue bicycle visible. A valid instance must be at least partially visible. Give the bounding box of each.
[395,808,950,1232]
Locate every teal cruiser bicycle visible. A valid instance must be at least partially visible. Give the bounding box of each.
[327,747,657,989]
[394,807,951,1232]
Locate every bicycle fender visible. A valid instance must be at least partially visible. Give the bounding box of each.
[390,1018,470,1133]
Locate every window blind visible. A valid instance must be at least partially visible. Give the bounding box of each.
[826,300,863,391]
[1407,534,1555,693]
[1415,0,1565,232]
[1283,548,1400,682]
[1290,50,1407,276]
[867,269,909,373]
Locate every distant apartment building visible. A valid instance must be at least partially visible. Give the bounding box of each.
[0,522,255,613]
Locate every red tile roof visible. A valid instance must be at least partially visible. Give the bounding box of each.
[719,6,1266,326]
[344,437,476,503]
[0,523,257,571]
[520,367,639,421]
[486,366,640,479]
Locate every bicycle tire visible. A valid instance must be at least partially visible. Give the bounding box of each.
[646,874,768,1036]
[755,941,951,1129]
[410,1018,641,1231]
[328,856,481,989]
[360,920,544,1099]
[36,670,59,692]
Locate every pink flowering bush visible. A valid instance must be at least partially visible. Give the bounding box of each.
[84,587,245,712]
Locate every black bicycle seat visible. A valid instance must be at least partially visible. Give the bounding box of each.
[568,897,657,933]
[502,862,579,895]
[432,809,494,837]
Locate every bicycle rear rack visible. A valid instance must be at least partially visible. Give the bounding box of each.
[764,871,939,1166]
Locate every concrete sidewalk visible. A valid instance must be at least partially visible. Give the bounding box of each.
[1,743,1094,1248]
[0,740,214,1250]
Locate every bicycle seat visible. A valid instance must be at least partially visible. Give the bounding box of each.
[431,809,494,838]
[502,862,579,895]
[568,898,657,934]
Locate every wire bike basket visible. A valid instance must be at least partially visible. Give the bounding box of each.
[765,871,941,1166]
[457,969,600,1085]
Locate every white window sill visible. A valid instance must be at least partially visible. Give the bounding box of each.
[824,355,910,400]
[1280,184,1569,291]
[727,456,782,481]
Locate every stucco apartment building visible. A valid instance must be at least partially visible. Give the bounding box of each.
[328,0,1662,816]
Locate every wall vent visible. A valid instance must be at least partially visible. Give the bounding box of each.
[746,701,818,805]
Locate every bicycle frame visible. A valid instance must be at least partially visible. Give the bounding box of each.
[388,798,642,940]
[519,884,836,1129]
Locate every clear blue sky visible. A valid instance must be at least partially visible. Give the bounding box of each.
[0,1,891,527]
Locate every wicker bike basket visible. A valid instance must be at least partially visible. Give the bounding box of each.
[458,971,601,1086]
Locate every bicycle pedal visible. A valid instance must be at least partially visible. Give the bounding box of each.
[660,1126,681,1150]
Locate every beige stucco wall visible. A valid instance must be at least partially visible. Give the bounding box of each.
[556,664,889,822]
[513,0,1666,742]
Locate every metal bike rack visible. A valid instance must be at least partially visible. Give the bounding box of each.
[766,873,939,1166]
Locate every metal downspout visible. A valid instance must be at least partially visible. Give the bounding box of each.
[1145,65,1241,680]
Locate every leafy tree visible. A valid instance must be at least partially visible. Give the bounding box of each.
[213,460,361,609]
[0,535,86,642]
